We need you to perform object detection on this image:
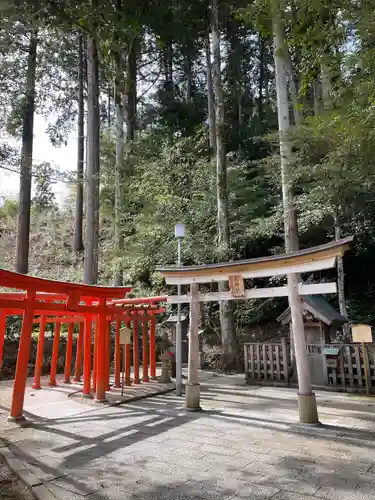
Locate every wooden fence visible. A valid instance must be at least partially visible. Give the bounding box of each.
[244,341,375,392]
[244,338,290,383]
[324,344,375,390]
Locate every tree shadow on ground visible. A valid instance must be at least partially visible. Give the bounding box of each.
[3,379,375,499]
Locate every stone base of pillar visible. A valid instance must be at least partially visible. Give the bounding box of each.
[63,379,71,384]
[297,393,319,424]
[94,397,108,403]
[151,376,158,381]
[7,415,26,423]
[82,393,93,399]
[158,374,171,384]
[185,383,201,411]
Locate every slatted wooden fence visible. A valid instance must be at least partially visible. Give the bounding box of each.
[324,344,375,389]
[244,338,290,382]
[244,341,375,391]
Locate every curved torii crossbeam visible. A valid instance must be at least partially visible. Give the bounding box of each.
[0,268,166,422]
[156,236,354,423]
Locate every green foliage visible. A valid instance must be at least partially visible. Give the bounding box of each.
[33,162,57,210]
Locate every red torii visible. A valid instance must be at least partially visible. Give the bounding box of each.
[0,268,166,422]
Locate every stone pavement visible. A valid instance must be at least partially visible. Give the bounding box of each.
[0,456,34,499]
[2,372,375,499]
[0,367,175,418]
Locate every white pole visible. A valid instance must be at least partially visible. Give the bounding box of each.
[288,273,311,394]
[176,237,182,396]
[288,272,318,424]
[185,283,201,410]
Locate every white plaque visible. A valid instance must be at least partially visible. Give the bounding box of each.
[119,327,131,345]
[352,324,373,343]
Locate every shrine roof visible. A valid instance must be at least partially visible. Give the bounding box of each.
[277,294,348,326]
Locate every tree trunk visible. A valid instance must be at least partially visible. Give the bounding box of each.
[125,39,137,143]
[83,26,100,284]
[313,79,321,116]
[113,36,125,286]
[107,86,111,127]
[163,40,173,140]
[211,0,240,372]
[285,49,302,126]
[321,58,332,110]
[205,34,216,153]
[113,36,137,286]
[258,37,265,120]
[334,216,349,334]
[73,33,85,254]
[227,22,242,149]
[273,16,299,253]
[16,29,38,274]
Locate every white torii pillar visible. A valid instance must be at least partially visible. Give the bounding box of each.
[185,283,201,410]
[288,273,319,424]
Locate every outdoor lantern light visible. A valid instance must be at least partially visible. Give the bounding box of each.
[174,223,185,239]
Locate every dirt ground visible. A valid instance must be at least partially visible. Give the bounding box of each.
[0,459,33,500]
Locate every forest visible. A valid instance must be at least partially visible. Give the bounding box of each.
[0,0,374,369]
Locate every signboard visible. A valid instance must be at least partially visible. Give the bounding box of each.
[352,324,373,344]
[228,275,245,298]
[323,347,341,356]
[119,327,131,345]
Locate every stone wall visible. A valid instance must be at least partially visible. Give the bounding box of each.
[0,336,73,380]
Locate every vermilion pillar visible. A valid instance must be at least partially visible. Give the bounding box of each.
[95,299,107,402]
[142,316,149,382]
[150,316,157,380]
[83,316,92,396]
[114,319,121,388]
[63,323,74,384]
[133,318,140,384]
[32,315,47,389]
[125,319,131,386]
[73,322,84,383]
[105,320,111,391]
[92,320,97,392]
[9,290,36,421]
[49,321,61,386]
[0,311,7,369]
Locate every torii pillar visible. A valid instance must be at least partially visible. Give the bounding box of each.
[288,273,319,424]
[185,283,201,411]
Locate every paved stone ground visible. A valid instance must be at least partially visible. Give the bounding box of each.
[2,372,375,499]
[0,367,174,417]
[0,457,34,500]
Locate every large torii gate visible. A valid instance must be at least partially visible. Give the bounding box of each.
[156,236,353,425]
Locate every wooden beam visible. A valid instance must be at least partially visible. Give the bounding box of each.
[163,256,336,285]
[167,282,337,304]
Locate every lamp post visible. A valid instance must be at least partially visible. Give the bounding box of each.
[175,223,185,396]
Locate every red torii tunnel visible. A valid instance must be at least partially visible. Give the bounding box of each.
[0,268,166,422]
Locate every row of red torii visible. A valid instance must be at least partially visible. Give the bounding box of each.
[0,269,167,422]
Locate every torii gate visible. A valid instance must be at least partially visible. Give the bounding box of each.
[0,268,166,422]
[156,236,353,424]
